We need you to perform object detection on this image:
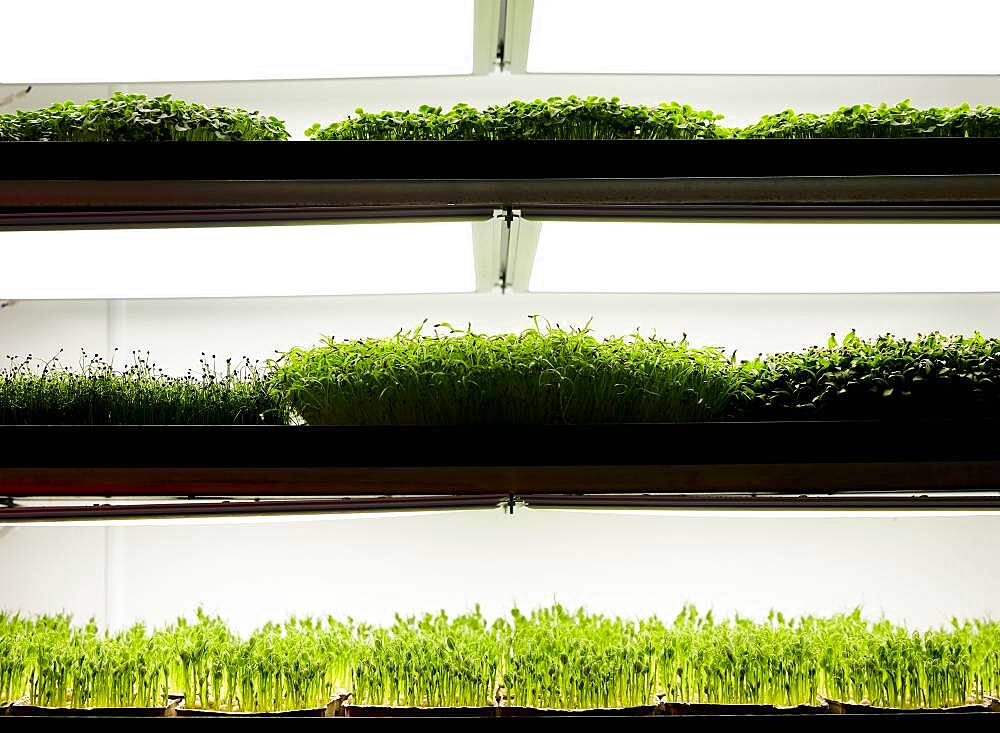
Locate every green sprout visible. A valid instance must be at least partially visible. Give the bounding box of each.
[0,351,287,425]
[3,606,999,712]
[0,93,288,142]
[271,320,741,426]
[736,331,1000,420]
[737,100,1000,139]
[306,96,726,141]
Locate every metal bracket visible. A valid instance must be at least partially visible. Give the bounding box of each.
[495,0,510,71]
[0,86,31,111]
[499,0,534,74]
[497,206,515,291]
[482,207,540,293]
[499,209,541,293]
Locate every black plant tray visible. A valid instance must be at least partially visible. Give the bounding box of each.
[2,715,998,731]
[0,420,999,497]
[3,705,999,730]
[2,705,168,717]
[4,701,997,717]
[2,139,1000,227]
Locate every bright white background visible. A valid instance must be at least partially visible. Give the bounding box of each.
[0,1,476,82]
[529,222,1000,293]
[0,223,476,299]
[4,510,999,634]
[2,1,1000,633]
[3,292,998,374]
[528,0,1000,74]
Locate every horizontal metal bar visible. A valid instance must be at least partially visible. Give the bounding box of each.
[519,205,1000,220]
[0,495,509,522]
[3,141,1000,227]
[0,206,495,229]
[3,493,996,522]
[2,177,999,216]
[7,203,1000,228]
[522,494,1000,510]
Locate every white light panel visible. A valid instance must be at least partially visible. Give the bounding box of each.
[1,1,473,83]
[528,0,1000,74]
[528,222,1000,293]
[0,223,476,299]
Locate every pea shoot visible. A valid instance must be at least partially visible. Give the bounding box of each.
[3,606,998,711]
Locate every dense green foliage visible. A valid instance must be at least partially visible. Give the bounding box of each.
[275,326,1000,425]
[740,331,1000,420]
[305,96,725,140]
[0,93,288,142]
[271,322,740,425]
[3,95,999,142]
[6,329,1000,425]
[353,610,503,707]
[0,352,286,425]
[737,100,1000,139]
[3,605,999,711]
[308,98,1000,141]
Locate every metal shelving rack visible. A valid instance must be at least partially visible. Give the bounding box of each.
[5,2,1000,721]
[4,135,1000,723]
[2,138,1000,505]
[3,138,1000,228]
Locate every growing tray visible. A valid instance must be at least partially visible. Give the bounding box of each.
[2,139,1000,227]
[4,700,996,717]
[0,420,999,497]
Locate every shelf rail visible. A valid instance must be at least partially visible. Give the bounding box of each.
[1,422,999,498]
[4,139,1000,228]
[2,492,998,523]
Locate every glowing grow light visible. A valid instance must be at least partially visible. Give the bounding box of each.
[0,222,476,299]
[527,0,1000,74]
[529,221,1000,293]
[1,1,474,83]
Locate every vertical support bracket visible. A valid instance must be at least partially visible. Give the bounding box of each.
[497,0,534,73]
[474,209,540,293]
[465,0,534,75]
[502,210,541,293]
[473,0,506,74]
[495,0,510,71]
[497,207,515,292]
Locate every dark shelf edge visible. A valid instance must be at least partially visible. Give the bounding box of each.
[2,421,999,467]
[1,711,998,727]
[3,140,1000,226]
[0,422,998,497]
[4,139,1000,179]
